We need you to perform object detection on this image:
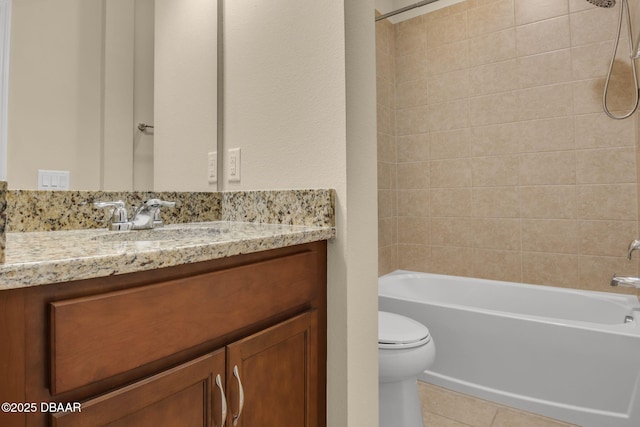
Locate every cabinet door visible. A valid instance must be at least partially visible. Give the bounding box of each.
[52,350,227,427]
[226,311,318,427]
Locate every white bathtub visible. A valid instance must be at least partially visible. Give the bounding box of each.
[378,270,640,427]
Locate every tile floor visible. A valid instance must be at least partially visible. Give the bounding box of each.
[418,382,581,427]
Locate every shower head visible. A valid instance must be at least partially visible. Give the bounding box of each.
[586,0,616,7]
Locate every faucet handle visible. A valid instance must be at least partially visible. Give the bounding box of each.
[94,201,132,231]
[628,239,640,260]
[144,198,176,209]
[145,199,177,228]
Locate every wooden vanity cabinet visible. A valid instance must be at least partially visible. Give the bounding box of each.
[0,241,327,427]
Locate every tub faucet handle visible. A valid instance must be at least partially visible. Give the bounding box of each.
[628,239,640,260]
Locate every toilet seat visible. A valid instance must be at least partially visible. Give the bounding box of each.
[378,311,431,349]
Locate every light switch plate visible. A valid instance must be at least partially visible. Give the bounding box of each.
[38,170,70,190]
[228,148,241,183]
[207,152,217,183]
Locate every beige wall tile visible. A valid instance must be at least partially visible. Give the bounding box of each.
[377,132,396,163]
[520,186,576,219]
[515,15,570,57]
[378,245,398,276]
[431,158,472,187]
[574,112,635,149]
[471,155,519,186]
[427,10,468,48]
[472,249,522,281]
[523,252,579,288]
[428,99,470,131]
[398,189,430,217]
[571,40,614,80]
[572,78,607,115]
[519,117,575,153]
[428,69,470,104]
[427,39,469,76]
[430,246,474,276]
[576,147,637,184]
[521,219,579,254]
[468,28,516,67]
[579,220,638,256]
[470,91,519,126]
[471,122,523,156]
[577,184,638,220]
[469,59,519,96]
[431,128,471,160]
[396,79,429,109]
[397,162,429,189]
[378,189,397,219]
[517,83,574,121]
[472,218,521,250]
[472,186,520,218]
[519,151,576,185]
[377,161,396,190]
[467,0,515,38]
[398,216,430,245]
[514,0,568,26]
[394,16,426,56]
[398,244,430,271]
[517,49,572,89]
[579,255,639,292]
[377,103,393,135]
[397,105,430,135]
[432,217,474,246]
[570,7,618,47]
[431,188,472,217]
[378,217,397,248]
[398,133,430,163]
[395,52,427,84]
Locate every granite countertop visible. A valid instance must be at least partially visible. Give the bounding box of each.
[0,221,335,290]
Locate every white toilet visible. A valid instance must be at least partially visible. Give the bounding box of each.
[378,311,435,427]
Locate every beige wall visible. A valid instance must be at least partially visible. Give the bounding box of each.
[378,0,640,294]
[225,1,379,426]
[8,0,154,191]
[154,0,217,192]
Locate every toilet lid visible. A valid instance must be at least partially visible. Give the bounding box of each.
[378,311,430,348]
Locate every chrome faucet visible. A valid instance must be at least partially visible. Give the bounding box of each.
[611,274,640,288]
[130,198,176,230]
[610,239,640,288]
[94,201,133,231]
[628,239,640,260]
[95,198,176,231]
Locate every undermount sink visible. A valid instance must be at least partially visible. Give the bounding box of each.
[92,225,229,242]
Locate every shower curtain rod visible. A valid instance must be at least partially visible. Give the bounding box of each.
[375,0,440,21]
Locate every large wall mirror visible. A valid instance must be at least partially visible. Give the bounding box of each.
[1,0,222,192]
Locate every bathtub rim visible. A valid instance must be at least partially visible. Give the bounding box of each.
[379,270,640,335]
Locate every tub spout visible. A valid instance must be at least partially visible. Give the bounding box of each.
[610,273,640,288]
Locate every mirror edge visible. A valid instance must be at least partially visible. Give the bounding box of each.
[217,0,224,192]
[0,0,11,181]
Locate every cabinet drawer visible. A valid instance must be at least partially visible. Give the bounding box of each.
[50,250,318,395]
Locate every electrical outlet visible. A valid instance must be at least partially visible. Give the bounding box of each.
[228,148,241,183]
[207,152,217,183]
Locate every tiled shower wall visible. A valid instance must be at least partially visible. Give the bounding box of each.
[377,0,640,293]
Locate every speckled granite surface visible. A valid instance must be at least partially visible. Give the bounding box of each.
[0,181,6,263]
[0,221,334,290]
[0,189,335,289]
[222,189,335,226]
[6,190,222,232]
